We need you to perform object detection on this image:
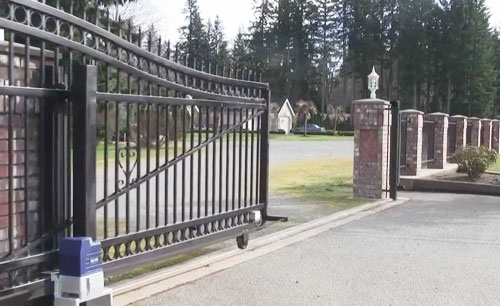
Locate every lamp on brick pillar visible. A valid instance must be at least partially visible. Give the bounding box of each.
[352,98,391,199]
[400,109,423,176]
[450,115,467,149]
[480,119,492,149]
[368,67,379,99]
[425,112,449,169]
[468,117,481,147]
[492,120,500,152]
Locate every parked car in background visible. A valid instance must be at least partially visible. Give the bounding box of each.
[293,124,326,133]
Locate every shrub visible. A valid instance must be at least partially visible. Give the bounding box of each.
[455,146,498,181]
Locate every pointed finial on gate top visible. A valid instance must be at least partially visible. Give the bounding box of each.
[368,66,379,99]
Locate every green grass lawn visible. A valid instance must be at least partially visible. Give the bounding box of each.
[96,142,172,169]
[270,156,366,209]
[269,134,353,142]
[489,158,500,172]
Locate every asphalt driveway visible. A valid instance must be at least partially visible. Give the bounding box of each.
[133,192,500,306]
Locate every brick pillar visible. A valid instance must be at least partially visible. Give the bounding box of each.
[400,109,423,176]
[450,115,467,149]
[492,120,500,152]
[353,99,391,199]
[425,112,448,169]
[480,119,492,149]
[469,117,481,147]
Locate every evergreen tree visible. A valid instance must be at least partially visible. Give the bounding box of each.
[207,16,230,67]
[170,0,500,119]
[492,30,500,116]
[310,0,338,113]
[248,0,276,74]
[232,31,252,68]
[178,0,209,61]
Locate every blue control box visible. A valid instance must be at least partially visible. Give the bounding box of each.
[59,237,102,277]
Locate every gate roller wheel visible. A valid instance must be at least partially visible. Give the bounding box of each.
[236,233,249,249]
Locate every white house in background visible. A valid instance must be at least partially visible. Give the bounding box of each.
[277,99,295,134]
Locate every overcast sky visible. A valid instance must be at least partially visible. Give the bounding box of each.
[122,0,500,45]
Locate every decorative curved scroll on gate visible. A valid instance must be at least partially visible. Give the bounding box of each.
[117,146,138,189]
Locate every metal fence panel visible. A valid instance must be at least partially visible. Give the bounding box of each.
[421,120,435,168]
[399,119,407,170]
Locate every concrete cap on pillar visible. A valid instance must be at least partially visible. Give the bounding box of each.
[468,117,481,121]
[480,118,492,122]
[352,98,390,105]
[400,109,424,115]
[426,112,449,117]
[450,115,467,123]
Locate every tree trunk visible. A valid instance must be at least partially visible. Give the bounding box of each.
[304,117,307,136]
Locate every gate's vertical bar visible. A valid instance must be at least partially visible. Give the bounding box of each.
[238,109,242,209]
[197,107,202,219]
[165,105,170,225]
[225,107,230,212]
[24,37,30,248]
[260,87,270,215]
[389,101,400,200]
[212,108,217,215]
[72,65,97,239]
[182,105,186,222]
[7,31,14,255]
[219,106,223,214]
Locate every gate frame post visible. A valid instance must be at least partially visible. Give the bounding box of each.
[389,101,400,200]
[72,65,97,239]
[259,87,270,216]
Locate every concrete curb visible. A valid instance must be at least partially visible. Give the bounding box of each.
[112,197,410,306]
[401,177,500,196]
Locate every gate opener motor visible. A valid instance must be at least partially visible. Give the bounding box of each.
[52,237,113,306]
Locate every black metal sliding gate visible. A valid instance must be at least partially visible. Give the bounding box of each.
[0,0,271,302]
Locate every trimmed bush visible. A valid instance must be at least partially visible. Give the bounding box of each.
[455,146,498,181]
